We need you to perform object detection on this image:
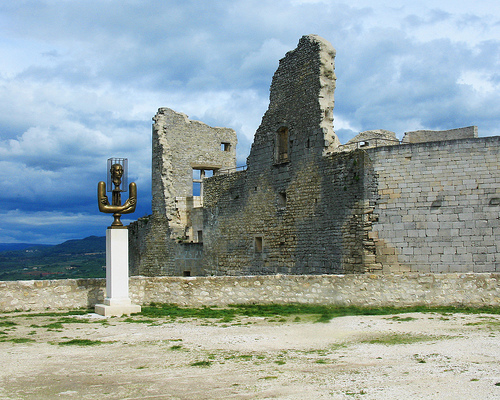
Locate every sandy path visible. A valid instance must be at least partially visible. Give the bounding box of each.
[0,311,499,399]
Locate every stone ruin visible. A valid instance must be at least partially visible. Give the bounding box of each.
[129,34,500,277]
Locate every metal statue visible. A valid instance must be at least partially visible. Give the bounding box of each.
[98,159,137,227]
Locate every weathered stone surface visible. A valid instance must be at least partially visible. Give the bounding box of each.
[0,274,498,311]
[366,136,500,273]
[335,129,399,152]
[129,108,237,276]
[129,34,500,277]
[402,126,478,143]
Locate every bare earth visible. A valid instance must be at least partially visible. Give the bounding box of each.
[0,311,499,399]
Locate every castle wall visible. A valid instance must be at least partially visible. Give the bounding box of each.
[203,152,369,275]
[1,273,498,312]
[129,108,237,276]
[202,35,365,276]
[129,34,500,278]
[152,107,237,238]
[367,136,500,273]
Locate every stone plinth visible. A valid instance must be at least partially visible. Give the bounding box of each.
[95,228,141,317]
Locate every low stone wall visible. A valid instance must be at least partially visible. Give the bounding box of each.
[1,273,499,312]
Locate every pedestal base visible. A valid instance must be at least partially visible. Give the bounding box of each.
[94,228,141,317]
[95,301,141,317]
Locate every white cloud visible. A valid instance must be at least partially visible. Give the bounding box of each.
[0,0,499,243]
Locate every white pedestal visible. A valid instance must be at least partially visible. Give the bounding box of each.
[95,228,141,317]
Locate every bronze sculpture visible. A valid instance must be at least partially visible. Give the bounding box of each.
[98,162,137,227]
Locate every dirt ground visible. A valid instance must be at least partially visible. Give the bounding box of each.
[0,310,499,400]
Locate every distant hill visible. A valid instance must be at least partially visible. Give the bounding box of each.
[0,236,106,281]
[0,243,51,252]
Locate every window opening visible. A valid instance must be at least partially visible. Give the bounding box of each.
[276,127,289,163]
[197,230,203,243]
[221,142,231,151]
[192,168,215,196]
[183,271,191,277]
[254,237,263,253]
[278,191,287,208]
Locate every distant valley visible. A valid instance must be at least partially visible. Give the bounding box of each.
[0,236,106,281]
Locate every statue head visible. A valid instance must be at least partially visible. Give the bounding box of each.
[110,163,124,188]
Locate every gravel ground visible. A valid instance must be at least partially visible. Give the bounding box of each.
[0,311,499,399]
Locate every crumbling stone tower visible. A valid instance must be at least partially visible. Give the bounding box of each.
[246,34,340,171]
[129,108,236,276]
[202,35,369,275]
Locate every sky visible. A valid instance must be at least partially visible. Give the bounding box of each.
[1,0,499,244]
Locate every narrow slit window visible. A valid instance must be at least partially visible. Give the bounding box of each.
[278,191,287,208]
[255,237,263,253]
[276,127,289,163]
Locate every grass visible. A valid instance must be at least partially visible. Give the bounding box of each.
[359,333,441,345]
[139,303,500,323]
[0,337,36,343]
[190,360,211,367]
[0,321,17,327]
[58,339,104,346]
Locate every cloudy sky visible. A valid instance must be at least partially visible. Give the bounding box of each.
[1,0,499,244]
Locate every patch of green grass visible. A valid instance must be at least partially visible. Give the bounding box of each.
[123,317,158,324]
[386,316,418,322]
[190,360,211,367]
[169,345,183,350]
[42,322,64,329]
[19,310,90,318]
[139,303,500,324]
[274,360,286,365]
[345,390,367,396]
[0,321,17,327]
[58,339,104,346]
[465,320,500,329]
[0,337,36,343]
[360,333,439,346]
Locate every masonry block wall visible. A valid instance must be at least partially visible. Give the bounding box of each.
[202,35,369,275]
[129,34,500,277]
[203,152,368,275]
[129,108,237,276]
[152,107,237,238]
[367,136,500,273]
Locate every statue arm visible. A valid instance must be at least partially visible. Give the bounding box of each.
[98,181,137,214]
[120,182,137,214]
[98,181,111,212]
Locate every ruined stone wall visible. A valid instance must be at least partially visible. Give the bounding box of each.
[367,136,500,273]
[202,35,369,275]
[203,151,370,275]
[152,107,237,238]
[1,273,499,312]
[129,108,237,276]
[129,215,175,276]
[402,126,478,144]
